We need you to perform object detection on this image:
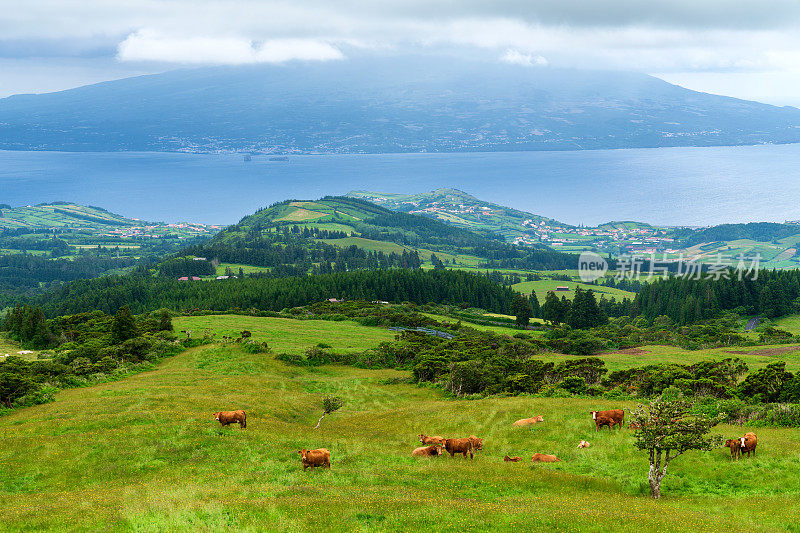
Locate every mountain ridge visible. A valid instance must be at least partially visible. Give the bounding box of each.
[2,57,800,153]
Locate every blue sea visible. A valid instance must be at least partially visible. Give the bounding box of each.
[2,144,800,227]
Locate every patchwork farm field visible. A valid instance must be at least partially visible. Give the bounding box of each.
[2,317,800,531]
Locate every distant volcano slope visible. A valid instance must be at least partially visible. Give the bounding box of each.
[2,57,800,153]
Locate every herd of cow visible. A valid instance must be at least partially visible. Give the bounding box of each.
[213,407,759,469]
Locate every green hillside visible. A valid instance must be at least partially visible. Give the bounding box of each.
[348,188,566,242]
[349,189,800,268]
[184,196,578,274]
[0,202,135,229]
[0,202,216,248]
[0,202,219,306]
[1,315,798,530]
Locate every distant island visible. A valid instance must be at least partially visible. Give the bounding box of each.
[1,57,799,153]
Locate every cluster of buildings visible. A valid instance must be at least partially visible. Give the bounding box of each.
[516,219,678,253]
[98,223,218,240]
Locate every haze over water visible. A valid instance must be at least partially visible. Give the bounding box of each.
[2,143,799,227]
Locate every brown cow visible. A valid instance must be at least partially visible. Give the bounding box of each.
[531,453,561,463]
[469,435,484,451]
[419,433,445,446]
[724,439,741,461]
[512,415,544,427]
[741,432,757,458]
[412,445,443,457]
[214,410,246,428]
[504,455,522,462]
[577,440,591,449]
[590,409,624,431]
[298,448,331,470]
[444,436,482,459]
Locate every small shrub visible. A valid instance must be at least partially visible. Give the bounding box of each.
[559,376,587,395]
[241,341,271,354]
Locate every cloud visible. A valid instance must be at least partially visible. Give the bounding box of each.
[3,1,800,102]
[117,30,343,64]
[500,49,547,67]
[1,2,799,72]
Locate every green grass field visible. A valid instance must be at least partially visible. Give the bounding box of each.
[2,317,800,531]
[560,344,800,373]
[320,237,410,255]
[215,263,274,276]
[512,280,637,302]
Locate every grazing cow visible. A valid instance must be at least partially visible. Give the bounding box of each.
[443,438,473,459]
[298,448,331,470]
[531,453,561,463]
[512,415,544,427]
[590,409,624,431]
[444,438,476,459]
[419,433,445,446]
[724,439,741,461]
[214,410,246,429]
[468,435,484,451]
[412,445,443,457]
[577,440,591,449]
[741,432,757,458]
[504,455,522,462]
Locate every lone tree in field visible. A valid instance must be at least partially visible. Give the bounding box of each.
[511,293,533,327]
[111,305,137,344]
[314,396,343,429]
[631,398,721,499]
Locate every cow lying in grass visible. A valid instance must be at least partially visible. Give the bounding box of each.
[512,415,544,427]
[412,445,443,457]
[298,448,331,470]
[531,453,561,463]
[214,410,246,428]
[504,455,522,462]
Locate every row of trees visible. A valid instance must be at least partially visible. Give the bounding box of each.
[29,268,518,317]
[633,269,800,323]
[185,232,423,274]
[533,287,610,329]
[3,303,172,349]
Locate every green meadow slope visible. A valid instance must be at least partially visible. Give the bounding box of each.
[1,315,799,531]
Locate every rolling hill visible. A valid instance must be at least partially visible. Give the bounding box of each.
[348,189,800,268]
[185,196,580,273]
[347,188,568,242]
[2,56,800,153]
[1,313,798,529]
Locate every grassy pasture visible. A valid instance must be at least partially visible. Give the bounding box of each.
[0,336,43,360]
[215,263,273,276]
[173,316,396,353]
[273,208,329,222]
[548,344,800,373]
[319,237,410,255]
[1,317,800,531]
[512,280,637,302]
[773,314,800,335]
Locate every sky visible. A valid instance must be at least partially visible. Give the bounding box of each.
[2,1,800,106]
